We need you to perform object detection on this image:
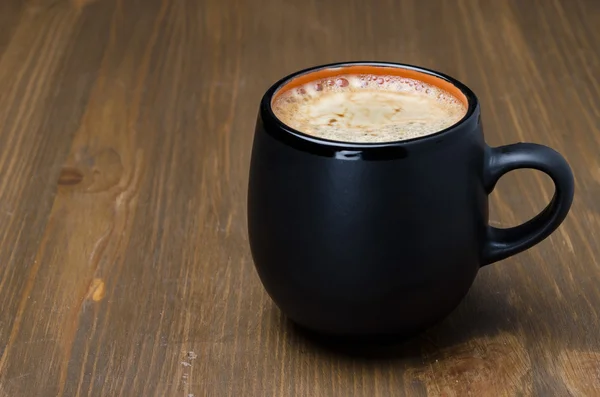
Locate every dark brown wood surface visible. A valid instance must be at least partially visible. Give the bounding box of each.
[1,0,599,395]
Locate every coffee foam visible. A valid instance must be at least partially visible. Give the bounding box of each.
[271,74,467,143]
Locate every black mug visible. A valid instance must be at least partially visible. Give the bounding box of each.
[247,62,574,340]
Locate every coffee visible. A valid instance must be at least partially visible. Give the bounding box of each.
[272,74,467,143]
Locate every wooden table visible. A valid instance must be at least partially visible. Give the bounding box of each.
[1,0,599,395]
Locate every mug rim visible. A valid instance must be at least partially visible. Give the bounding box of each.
[260,61,480,155]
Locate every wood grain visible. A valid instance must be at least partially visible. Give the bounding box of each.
[1,0,599,395]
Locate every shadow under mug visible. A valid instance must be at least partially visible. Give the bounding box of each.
[247,62,574,341]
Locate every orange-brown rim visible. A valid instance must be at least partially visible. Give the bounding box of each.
[271,65,468,107]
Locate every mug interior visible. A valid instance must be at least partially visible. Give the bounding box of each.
[271,64,469,108]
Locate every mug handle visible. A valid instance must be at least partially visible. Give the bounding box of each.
[482,143,575,266]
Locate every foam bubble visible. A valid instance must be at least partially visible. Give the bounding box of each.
[336,78,349,87]
[272,74,467,143]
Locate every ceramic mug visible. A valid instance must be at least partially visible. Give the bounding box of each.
[247,62,574,340]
